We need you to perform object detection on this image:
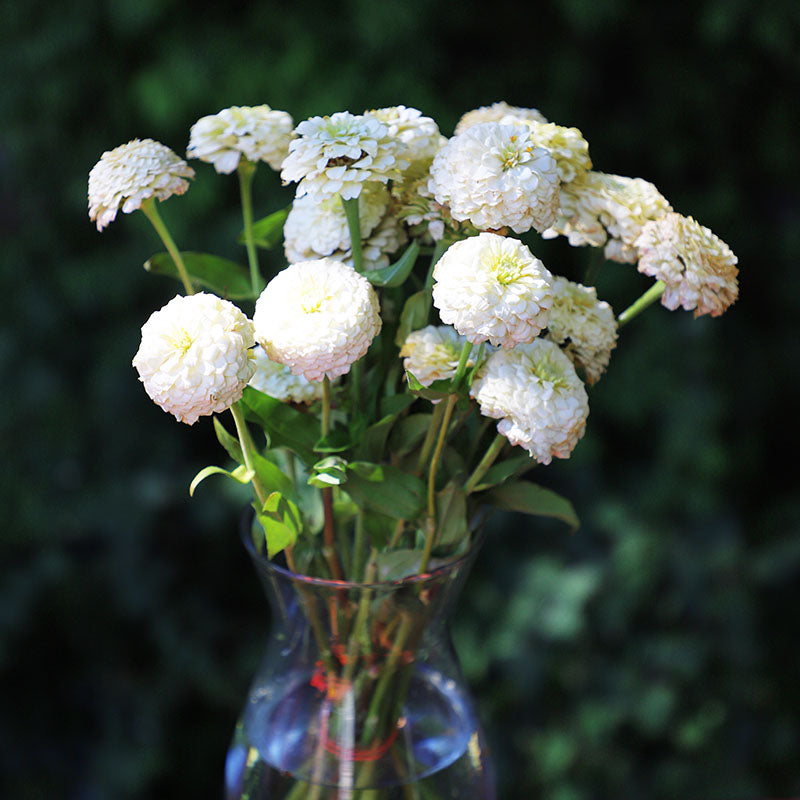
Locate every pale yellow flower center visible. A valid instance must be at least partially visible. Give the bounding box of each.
[529,352,569,389]
[492,254,525,285]
[168,328,194,354]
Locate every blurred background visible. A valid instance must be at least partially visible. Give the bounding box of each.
[2,0,799,797]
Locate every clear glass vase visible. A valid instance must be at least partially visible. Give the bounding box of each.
[224,526,496,799]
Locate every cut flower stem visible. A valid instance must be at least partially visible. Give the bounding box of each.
[618,280,666,326]
[140,199,194,295]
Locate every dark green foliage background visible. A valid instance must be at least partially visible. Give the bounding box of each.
[1,1,798,797]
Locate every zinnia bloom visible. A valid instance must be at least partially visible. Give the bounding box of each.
[428,122,560,234]
[186,105,294,173]
[132,293,255,425]
[454,101,548,134]
[253,258,382,381]
[545,277,617,384]
[432,232,553,348]
[399,325,485,387]
[543,171,672,262]
[471,339,589,464]
[88,139,194,231]
[635,212,739,317]
[281,111,404,201]
[248,346,326,404]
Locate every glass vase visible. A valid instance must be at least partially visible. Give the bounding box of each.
[224,526,496,799]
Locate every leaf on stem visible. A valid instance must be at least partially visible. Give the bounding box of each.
[238,206,290,250]
[394,290,431,347]
[308,456,349,488]
[240,387,318,465]
[256,491,302,558]
[344,463,425,520]
[189,464,254,496]
[487,480,580,532]
[362,240,420,287]
[144,252,255,299]
[435,481,468,550]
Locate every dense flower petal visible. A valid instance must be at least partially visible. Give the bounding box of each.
[132,293,255,425]
[471,339,589,464]
[187,105,293,173]
[88,139,194,231]
[248,346,326,404]
[635,212,739,317]
[429,122,560,234]
[253,258,382,381]
[432,233,553,348]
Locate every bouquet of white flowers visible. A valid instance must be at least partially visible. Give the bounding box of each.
[89,101,738,799]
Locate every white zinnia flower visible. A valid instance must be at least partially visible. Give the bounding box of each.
[471,339,589,465]
[365,105,442,174]
[399,325,486,387]
[253,258,382,382]
[515,120,592,183]
[248,346,326,404]
[88,139,194,231]
[186,105,294,173]
[429,122,560,234]
[635,212,739,317]
[543,171,672,262]
[432,232,553,348]
[132,293,255,425]
[283,183,390,261]
[454,101,548,134]
[281,111,404,201]
[545,277,618,385]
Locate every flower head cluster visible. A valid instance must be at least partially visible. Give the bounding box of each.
[365,106,443,176]
[432,233,553,348]
[544,171,672,262]
[635,212,739,317]
[248,346,326,404]
[186,105,294,173]
[454,101,548,134]
[281,112,404,201]
[429,122,560,234]
[253,258,381,382]
[471,339,589,464]
[545,277,617,384]
[88,139,194,231]
[518,121,592,183]
[400,325,485,387]
[284,183,390,262]
[132,293,255,425]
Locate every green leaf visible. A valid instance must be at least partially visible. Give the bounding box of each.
[256,491,302,558]
[240,386,318,464]
[405,372,453,402]
[389,413,433,457]
[435,481,468,549]
[471,454,533,492]
[488,480,580,533]
[375,549,423,582]
[213,416,293,497]
[394,289,431,347]
[144,252,254,299]
[379,392,415,418]
[308,456,349,488]
[239,206,290,250]
[362,240,420,287]
[313,426,352,454]
[189,464,254,496]
[343,464,425,520]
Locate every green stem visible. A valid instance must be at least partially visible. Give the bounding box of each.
[341,195,363,273]
[618,280,666,326]
[342,552,377,685]
[351,511,367,581]
[421,393,458,573]
[321,375,332,436]
[319,376,343,580]
[464,433,506,494]
[140,199,194,295]
[238,160,263,296]
[424,237,452,290]
[450,341,473,391]
[415,399,446,476]
[230,402,267,508]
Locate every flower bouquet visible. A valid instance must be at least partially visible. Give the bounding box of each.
[89,101,738,798]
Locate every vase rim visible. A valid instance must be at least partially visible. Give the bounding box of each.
[240,508,488,590]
